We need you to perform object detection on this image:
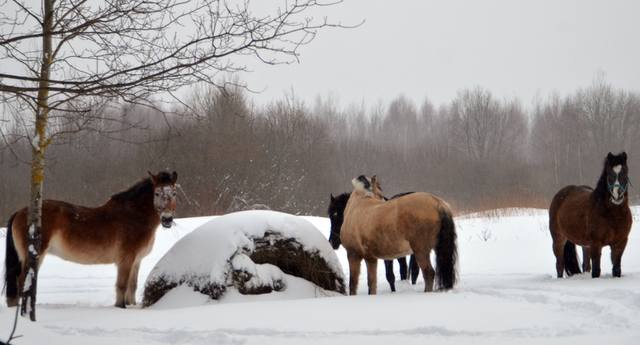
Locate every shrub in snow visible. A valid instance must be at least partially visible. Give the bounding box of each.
[142,210,345,306]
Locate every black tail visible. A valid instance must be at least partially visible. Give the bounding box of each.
[4,213,20,304]
[563,241,581,276]
[435,209,457,290]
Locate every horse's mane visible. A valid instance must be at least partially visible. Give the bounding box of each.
[111,172,174,202]
[111,178,153,202]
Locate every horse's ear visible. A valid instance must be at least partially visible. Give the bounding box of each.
[607,152,614,161]
[330,193,335,201]
[622,152,628,162]
[171,171,178,183]
[148,171,157,184]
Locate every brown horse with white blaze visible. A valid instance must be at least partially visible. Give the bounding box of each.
[549,152,632,278]
[4,171,178,308]
[339,175,457,295]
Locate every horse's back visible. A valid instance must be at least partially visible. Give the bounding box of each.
[390,192,450,220]
[11,199,122,264]
[549,185,592,242]
[377,192,449,240]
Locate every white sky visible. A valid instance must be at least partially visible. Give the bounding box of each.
[240,0,640,108]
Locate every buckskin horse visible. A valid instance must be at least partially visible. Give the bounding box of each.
[549,152,632,278]
[329,191,419,292]
[4,171,178,308]
[335,175,457,295]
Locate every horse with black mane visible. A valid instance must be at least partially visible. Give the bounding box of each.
[332,175,457,295]
[549,152,632,278]
[329,191,419,292]
[4,171,178,308]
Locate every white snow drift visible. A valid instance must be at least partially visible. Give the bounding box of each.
[142,210,345,306]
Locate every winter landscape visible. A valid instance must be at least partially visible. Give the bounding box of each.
[1,208,639,345]
[2,1,640,345]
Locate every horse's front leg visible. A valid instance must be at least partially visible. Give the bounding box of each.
[611,238,628,278]
[347,251,362,295]
[125,261,141,305]
[115,260,133,308]
[590,244,603,278]
[384,260,396,292]
[365,258,378,295]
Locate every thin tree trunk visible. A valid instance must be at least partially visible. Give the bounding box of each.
[22,0,54,322]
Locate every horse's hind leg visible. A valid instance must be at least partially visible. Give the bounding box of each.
[552,237,566,278]
[409,255,419,285]
[414,251,435,292]
[582,246,591,272]
[115,259,134,308]
[397,257,408,280]
[590,244,603,278]
[365,258,378,295]
[347,251,362,295]
[384,260,396,292]
[125,261,141,305]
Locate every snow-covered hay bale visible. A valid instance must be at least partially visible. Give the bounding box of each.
[142,210,345,307]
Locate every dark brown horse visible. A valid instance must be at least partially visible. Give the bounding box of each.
[337,175,457,295]
[4,171,178,308]
[549,152,632,278]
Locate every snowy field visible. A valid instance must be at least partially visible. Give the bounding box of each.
[1,208,640,344]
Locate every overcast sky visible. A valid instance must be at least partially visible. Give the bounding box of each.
[240,0,640,108]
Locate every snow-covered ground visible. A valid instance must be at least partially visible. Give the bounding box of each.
[1,208,640,344]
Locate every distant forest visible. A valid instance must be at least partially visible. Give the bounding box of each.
[2,76,639,220]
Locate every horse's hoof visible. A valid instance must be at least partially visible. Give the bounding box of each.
[115,302,126,309]
[6,297,18,308]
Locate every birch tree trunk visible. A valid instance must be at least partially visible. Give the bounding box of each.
[21,0,54,322]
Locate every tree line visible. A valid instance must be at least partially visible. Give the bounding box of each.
[2,76,639,221]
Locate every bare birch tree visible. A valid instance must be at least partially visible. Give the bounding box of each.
[0,0,346,321]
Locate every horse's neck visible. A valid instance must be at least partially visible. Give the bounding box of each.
[591,190,629,214]
[347,192,383,213]
[107,193,156,215]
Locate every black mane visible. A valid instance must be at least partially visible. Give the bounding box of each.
[111,178,153,202]
[111,171,174,202]
[329,191,415,214]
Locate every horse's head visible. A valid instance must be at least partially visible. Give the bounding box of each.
[604,152,629,205]
[351,175,373,196]
[149,171,178,228]
[328,193,349,249]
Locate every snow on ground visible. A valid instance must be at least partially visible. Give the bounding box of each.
[1,208,640,344]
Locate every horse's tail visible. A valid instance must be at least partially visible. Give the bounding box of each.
[563,240,582,276]
[435,207,457,290]
[4,213,20,305]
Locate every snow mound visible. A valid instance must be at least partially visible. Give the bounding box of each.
[142,210,345,306]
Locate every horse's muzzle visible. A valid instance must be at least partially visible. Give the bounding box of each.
[161,216,174,228]
[329,237,341,250]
